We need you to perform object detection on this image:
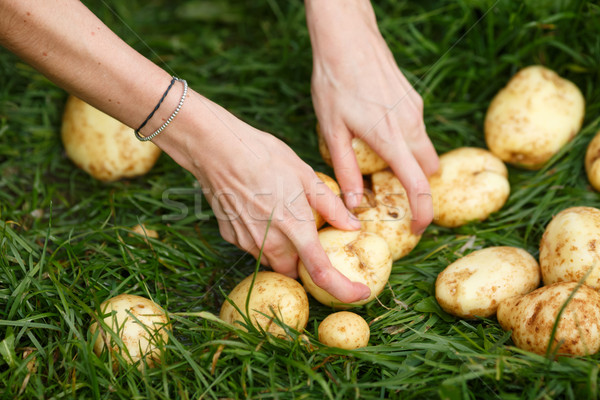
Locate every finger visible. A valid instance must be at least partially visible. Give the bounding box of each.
[374,134,434,235]
[285,221,371,303]
[407,125,440,177]
[321,124,364,209]
[304,172,361,231]
[261,230,299,278]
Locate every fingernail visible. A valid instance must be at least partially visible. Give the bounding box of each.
[359,285,371,300]
[348,212,362,229]
[345,192,362,210]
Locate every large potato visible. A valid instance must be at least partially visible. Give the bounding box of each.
[312,172,341,229]
[485,65,585,169]
[497,282,600,356]
[429,147,510,228]
[62,96,162,182]
[435,247,540,319]
[585,130,600,191]
[317,124,387,175]
[354,170,421,260]
[89,294,170,368]
[298,228,392,308]
[219,271,309,337]
[539,206,600,289]
[318,311,370,350]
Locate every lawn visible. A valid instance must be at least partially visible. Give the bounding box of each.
[1,0,600,398]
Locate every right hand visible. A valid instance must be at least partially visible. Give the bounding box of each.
[154,90,371,303]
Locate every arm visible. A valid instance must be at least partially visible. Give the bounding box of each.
[305,0,439,234]
[0,0,370,303]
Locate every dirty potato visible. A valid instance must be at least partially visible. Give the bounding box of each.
[298,228,392,308]
[539,206,600,289]
[354,170,421,261]
[497,282,600,356]
[435,246,540,319]
[312,172,341,229]
[585,130,600,192]
[429,147,510,228]
[318,311,370,350]
[484,65,585,169]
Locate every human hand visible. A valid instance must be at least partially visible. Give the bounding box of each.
[305,0,439,234]
[155,91,371,303]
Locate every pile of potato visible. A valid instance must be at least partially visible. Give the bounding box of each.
[433,65,600,358]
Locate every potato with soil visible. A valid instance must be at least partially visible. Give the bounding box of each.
[429,147,510,228]
[298,227,392,308]
[313,172,341,229]
[354,170,421,260]
[539,206,600,289]
[318,311,370,350]
[89,294,170,368]
[497,282,600,356]
[585,130,600,192]
[317,124,387,175]
[62,95,162,182]
[435,246,540,319]
[219,271,309,337]
[484,65,585,169]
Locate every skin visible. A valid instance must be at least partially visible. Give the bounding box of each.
[306,0,439,234]
[0,0,437,303]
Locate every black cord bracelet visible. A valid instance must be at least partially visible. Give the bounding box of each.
[135,76,177,135]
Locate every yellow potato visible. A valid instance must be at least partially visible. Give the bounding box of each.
[312,172,341,229]
[429,147,510,228]
[497,282,600,356]
[485,65,585,169]
[317,124,387,175]
[539,206,600,289]
[435,246,540,319]
[298,227,392,308]
[585,130,600,191]
[318,311,370,350]
[219,271,309,337]
[354,170,421,260]
[61,96,161,182]
[89,294,170,368]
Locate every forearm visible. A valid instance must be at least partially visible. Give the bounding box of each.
[0,0,171,130]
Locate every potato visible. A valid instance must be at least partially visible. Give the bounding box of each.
[539,206,600,289]
[317,124,387,175]
[318,311,370,349]
[61,95,162,182]
[313,172,341,229]
[429,147,510,228]
[219,271,309,337]
[354,170,421,260]
[484,65,585,169]
[435,247,540,319]
[298,227,392,308]
[585,130,600,191]
[497,282,600,356]
[89,294,170,368]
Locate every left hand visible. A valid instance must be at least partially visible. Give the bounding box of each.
[305,0,439,234]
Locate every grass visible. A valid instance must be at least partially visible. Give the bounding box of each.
[1,0,600,398]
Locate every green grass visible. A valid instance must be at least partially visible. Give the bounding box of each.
[1,0,600,398]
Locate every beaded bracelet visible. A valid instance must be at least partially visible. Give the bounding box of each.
[134,77,188,142]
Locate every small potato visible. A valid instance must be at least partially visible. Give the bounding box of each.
[317,124,387,175]
[435,247,540,319]
[62,96,162,182]
[539,206,600,289]
[313,172,341,229]
[298,228,392,308]
[219,271,309,337]
[429,147,510,228]
[497,282,600,356]
[354,170,421,260]
[585,130,600,191]
[485,65,585,169]
[89,294,170,368]
[318,311,370,350]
